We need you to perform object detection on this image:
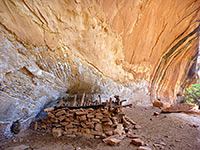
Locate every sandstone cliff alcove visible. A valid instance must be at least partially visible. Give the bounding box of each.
[0,0,199,140]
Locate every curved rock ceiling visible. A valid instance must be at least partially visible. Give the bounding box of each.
[0,0,199,137]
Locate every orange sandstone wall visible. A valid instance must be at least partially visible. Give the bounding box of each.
[100,0,200,103]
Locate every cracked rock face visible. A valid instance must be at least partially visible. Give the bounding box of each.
[0,0,199,137]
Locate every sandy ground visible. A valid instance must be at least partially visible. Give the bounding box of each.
[0,106,200,150]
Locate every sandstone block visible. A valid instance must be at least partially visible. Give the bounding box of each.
[69,117,74,121]
[90,130,102,135]
[52,128,62,137]
[103,113,111,118]
[123,117,131,128]
[42,119,47,124]
[131,138,144,146]
[68,109,75,113]
[47,112,55,118]
[55,124,62,128]
[81,128,90,134]
[92,118,100,123]
[113,124,124,136]
[79,115,87,121]
[95,136,101,139]
[87,108,94,112]
[111,117,118,125]
[81,122,88,128]
[102,109,109,114]
[68,128,77,133]
[102,117,111,122]
[87,114,94,119]
[50,118,59,123]
[41,124,47,129]
[66,113,74,117]
[58,115,65,122]
[125,117,137,125]
[100,133,107,139]
[111,124,118,128]
[86,122,94,128]
[105,130,113,136]
[75,111,88,116]
[79,108,84,112]
[103,138,121,146]
[63,131,71,135]
[65,118,71,122]
[126,133,140,138]
[66,123,74,128]
[94,123,103,132]
[64,129,72,134]
[153,101,172,108]
[34,121,38,130]
[85,128,91,134]
[102,125,113,131]
[96,109,101,113]
[61,108,68,111]
[61,122,69,126]
[74,119,80,123]
[55,110,66,117]
[95,113,103,119]
[103,120,113,126]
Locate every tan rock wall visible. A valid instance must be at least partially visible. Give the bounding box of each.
[0,0,199,137]
[101,0,200,103]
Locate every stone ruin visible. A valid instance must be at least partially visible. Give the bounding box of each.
[33,94,144,146]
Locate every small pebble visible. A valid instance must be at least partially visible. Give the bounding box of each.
[164,135,169,138]
[137,146,152,150]
[153,112,159,116]
[193,124,199,128]
[159,141,166,146]
[134,125,142,129]
[175,139,181,142]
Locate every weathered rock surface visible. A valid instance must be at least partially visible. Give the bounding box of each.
[0,0,199,137]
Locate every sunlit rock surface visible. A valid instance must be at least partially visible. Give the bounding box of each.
[0,0,199,137]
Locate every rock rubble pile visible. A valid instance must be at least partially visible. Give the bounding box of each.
[33,95,149,148]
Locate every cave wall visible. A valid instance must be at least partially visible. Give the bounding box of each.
[102,0,200,103]
[0,0,199,137]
